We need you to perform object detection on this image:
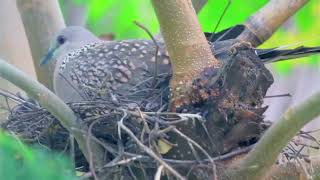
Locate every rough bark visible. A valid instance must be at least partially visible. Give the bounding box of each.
[162,41,273,166]
[16,0,66,90]
[151,0,220,109]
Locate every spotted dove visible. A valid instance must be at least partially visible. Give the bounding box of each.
[41,26,320,103]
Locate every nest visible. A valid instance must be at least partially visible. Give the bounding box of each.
[1,42,319,179]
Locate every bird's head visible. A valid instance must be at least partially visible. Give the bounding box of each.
[40,26,100,66]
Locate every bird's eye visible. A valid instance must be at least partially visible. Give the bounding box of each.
[57,35,66,45]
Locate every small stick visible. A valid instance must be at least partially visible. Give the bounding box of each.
[265,93,291,98]
[155,165,164,180]
[118,120,186,180]
[87,119,102,180]
[173,128,216,176]
[134,21,160,87]
[210,0,232,41]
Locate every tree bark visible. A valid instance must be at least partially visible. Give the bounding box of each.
[0,0,36,120]
[192,0,207,13]
[16,0,66,90]
[151,0,220,109]
[237,0,309,47]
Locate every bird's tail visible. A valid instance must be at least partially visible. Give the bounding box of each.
[255,46,320,63]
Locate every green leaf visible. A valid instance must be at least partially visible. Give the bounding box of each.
[0,131,76,180]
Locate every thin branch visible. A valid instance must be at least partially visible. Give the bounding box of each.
[155,165,164,180]
[173,128,214,164]
[191,0,208,13]
[173,128,217,178]
[224,90,320,180]
[237,0,309,47]
[118,121,186,180]
[87,119,101,180]
[134,21,160,88]
[265,93,292,98]
[211,0,231,35]
[0,59,105,167]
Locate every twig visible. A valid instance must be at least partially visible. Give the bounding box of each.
[211,0,232,37]
[134,21,160,88]
[103,155,145,168]
[58,73,87,101]
[173,128,216,175]
[225,90,320,180]
[188,141,202,162]
[127,165,138,180]
[155,165,164,180]
[265,93,291,98]
[87,119,101,180]
[137,107,151,141]
[69,135,75,171]
[118,121,186,180]
[0,58,105,167]
[118,110,128,140]
[0,88,37,109]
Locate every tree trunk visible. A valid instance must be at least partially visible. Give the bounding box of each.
[152,0,220,109]
[16,0,66,90]
[0,0,36,120]
[63,0,88,26]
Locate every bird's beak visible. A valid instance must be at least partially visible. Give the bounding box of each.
[39,45,58,66]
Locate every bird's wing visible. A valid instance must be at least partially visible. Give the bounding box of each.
[53,40,171,103]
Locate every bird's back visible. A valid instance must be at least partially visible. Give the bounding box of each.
[54,39,172,104]
[55,37,317,104]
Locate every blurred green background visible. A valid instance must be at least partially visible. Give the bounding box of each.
[0,131,76,180]
[59,0,320,74]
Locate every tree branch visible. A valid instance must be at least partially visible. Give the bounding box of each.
[191,0,207,13]
[224,91,320,180]
[151,0,220,109]
[0,0,36,114]
[237,0,309,47]
[16,0,66,90]
[0,59,105,168]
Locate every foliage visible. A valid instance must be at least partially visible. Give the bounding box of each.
[0,131,76,180]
